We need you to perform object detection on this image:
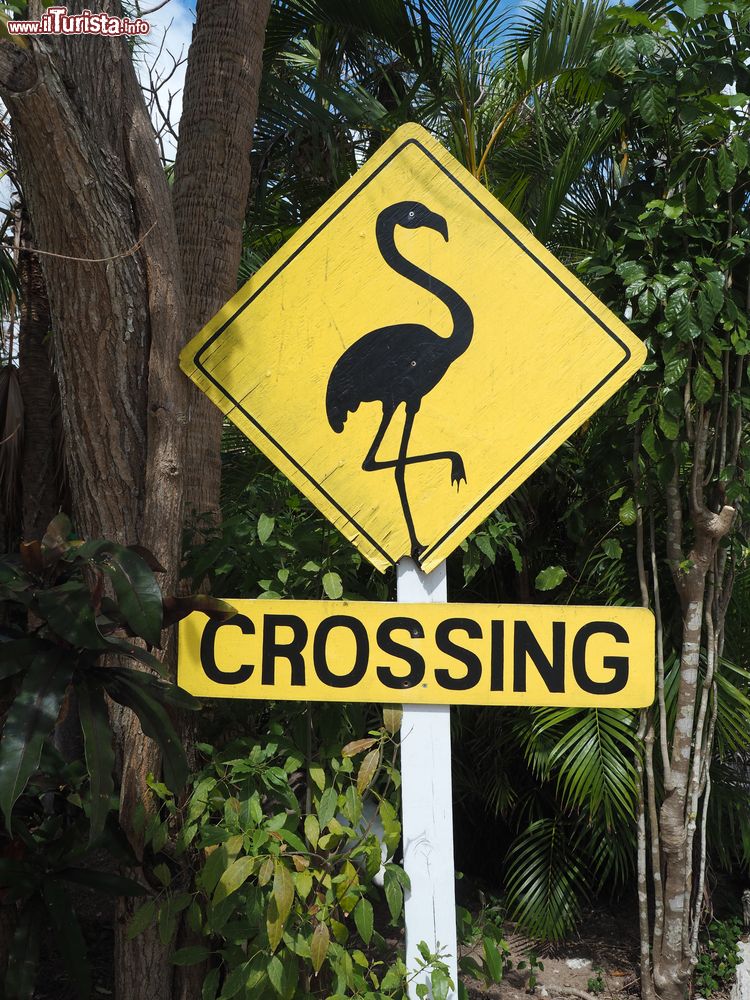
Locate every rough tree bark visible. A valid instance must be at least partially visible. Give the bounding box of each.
[17,217,65,541]
[636,402,741,1000]
[0,18,189,997]
[173,0,270,523]
[0,1,270,996]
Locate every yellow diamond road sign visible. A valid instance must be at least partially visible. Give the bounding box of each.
[181,123,646,573]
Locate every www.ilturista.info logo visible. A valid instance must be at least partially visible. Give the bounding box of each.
[7,5,150,36]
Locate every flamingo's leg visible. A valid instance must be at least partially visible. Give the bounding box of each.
[361,405,396,473]
[394,409,423,560]
[363,449,466,486]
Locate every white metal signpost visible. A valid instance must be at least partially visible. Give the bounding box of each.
[178,123,653,999]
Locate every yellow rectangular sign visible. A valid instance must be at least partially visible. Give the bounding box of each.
[178,601,655,708]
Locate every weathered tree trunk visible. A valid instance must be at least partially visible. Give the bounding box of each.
[0,19,188,999]
[0,2,270,996]
[172,0,270,524]
[17,219,65,541]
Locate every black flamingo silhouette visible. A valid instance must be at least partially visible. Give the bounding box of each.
[325,201,474,561]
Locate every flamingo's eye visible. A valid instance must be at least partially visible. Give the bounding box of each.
[408,211,415,219]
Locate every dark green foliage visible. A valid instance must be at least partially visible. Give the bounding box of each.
[0,515,234,998]
[695,919,743,997]
[124,710,450,998]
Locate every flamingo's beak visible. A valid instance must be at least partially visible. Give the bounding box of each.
[435,217,449,242]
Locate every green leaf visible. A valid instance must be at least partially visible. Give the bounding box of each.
[273,861,295,923]
[0,650,72,830]
[483,936,503,983]
[103,671,187,792]
[475,534,496,563]
[703,159,719,205]
[731,134,748,170]
[317,786,338,827]
[696,292,717,332]
[534,566,567,591]
[638,288,657,318]
[43,881,91,999]
[304,813,319,849]
[322,571,343,600]
[640,85,667,125]
[267,952,298,999]
[658,408,680,440]
[102,546,163,645]
[127,900,156,940]
[693,366,715,403]
[311,920,330,974]
[642,422,659,461]
[717,146,737,192]
[354,897,374,945]
[507,541,523,573]
[384,868,403,922]
[602,539,623,560]
[682,0,707,16]
[171,945,211,966]
[664,356,687,385]
[665,289,688,325]
[432,966,453,1000]
[619,498,637,526]
[258,513,275,545]
[77,681,115,843]
[37,583,108,650]
[214,856,255,903]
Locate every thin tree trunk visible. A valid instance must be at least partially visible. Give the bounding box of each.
[172,0,270,524]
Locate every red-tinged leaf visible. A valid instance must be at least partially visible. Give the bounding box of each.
[161,595,237,628]
[19,540,44,574]
[126,544,166,573]
[341,738,378,758]
[357,747,380,795]
[267,896,284,953]
[383,706,402,734]
[311,920,330,974]
[273,860,294,923]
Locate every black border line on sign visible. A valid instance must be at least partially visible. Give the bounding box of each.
[194,137,632,570]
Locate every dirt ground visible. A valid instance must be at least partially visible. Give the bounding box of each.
[462,905,641,1000]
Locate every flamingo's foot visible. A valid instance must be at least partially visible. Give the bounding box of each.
[451,455,467,489]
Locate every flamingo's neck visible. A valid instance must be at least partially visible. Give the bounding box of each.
[376,219,474,358]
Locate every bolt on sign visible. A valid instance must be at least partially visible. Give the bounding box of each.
[178,601,655,708]
[180,123,646,574]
